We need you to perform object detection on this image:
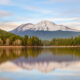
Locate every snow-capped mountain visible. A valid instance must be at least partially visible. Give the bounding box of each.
[11,20,80,40]
[13,20,77,32]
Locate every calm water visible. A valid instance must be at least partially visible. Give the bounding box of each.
[0,47,80,80]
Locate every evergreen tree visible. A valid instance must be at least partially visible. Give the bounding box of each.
[23,35,28,46]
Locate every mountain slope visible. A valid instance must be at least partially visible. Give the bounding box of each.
[11,20,80,40]
[11,30,80,40]
[12,20,78,32]
[0,29,16,37]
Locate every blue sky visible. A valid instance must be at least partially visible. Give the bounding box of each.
[0,0,80,31]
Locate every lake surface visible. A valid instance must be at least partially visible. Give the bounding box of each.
[0,47,80,80]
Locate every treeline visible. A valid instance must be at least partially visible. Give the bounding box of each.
[46,36,80,46]
[1,28,80,46]
[0,35,43,46]
[1,34,80,46]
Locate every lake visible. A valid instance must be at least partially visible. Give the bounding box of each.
[0,47,80,80]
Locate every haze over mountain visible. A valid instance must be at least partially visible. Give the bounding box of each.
[0,22,19,31]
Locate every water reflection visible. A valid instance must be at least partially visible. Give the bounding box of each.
[0,47,80,73]
[0,48,42,64]
[0,48,80,63]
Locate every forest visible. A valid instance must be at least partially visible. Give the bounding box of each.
[46,36,80,46]
[1,35,80,46]
[0,34,43,46]
[1,29,80,46]
[0,29,43,46]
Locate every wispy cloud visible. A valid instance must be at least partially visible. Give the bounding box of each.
[7,17,80,24]
[0,78,12,80]
[62,9,80,16]
[60,22,80,30]
[0,22,20,31]
[24,6,53,14]
[53,17,80,21]
[0,0,12,5]
[50,0,79,2]
[27,17,80,22]
[0,10,14,17]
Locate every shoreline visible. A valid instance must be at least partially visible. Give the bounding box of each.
[0,46,80,48]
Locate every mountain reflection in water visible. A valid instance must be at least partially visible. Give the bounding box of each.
[0,47,80,73]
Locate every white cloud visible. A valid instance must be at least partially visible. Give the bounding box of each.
[60,22,80,30]
[15,17,80,23]
[28,17,80,23]
[0,0,12,5]
[0,78,12,80]
[0,10,13,17]
[0,22,20,31]
[50,0,79,2]
[25,6,53,14]
[53,17,80,21]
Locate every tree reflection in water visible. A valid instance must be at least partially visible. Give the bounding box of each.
[0,47,80,64]
[0,47,80,72]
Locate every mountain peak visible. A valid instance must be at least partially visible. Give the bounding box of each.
[11,20,80,40]
[37,20,56,25]
[12,20,78,32]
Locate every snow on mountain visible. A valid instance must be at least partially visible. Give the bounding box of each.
[13,20,78,32]
[17,23,35,31]
[10,20,80,40]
